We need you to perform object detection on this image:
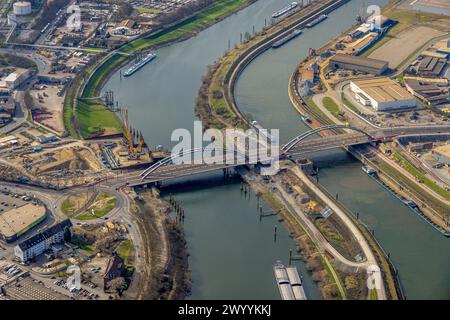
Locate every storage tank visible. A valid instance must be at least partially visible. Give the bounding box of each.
[13,1,32,15]
[7,14,17,26]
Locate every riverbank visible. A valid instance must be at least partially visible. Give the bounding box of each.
[196,0,348,129]
[65,0,257,139]
[241,169,346,299]
[242,165,379,300]
[194,0,401,299]
[131,188,191,299]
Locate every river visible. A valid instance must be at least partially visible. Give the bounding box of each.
[104,0,450,299]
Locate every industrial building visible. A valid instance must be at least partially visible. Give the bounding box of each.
[4,69,32,89]
[404,79,450,107]
[0,135,18,149]
[432,144,450,165]
[0,204,46,242]
[417,56,447,78]
[111,19,136,36]
[14,219,72,263]
[13,1,32,16]
[329,54,388,75]
[350,77,417,111]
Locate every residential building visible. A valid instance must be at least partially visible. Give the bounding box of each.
[14,220,72,263]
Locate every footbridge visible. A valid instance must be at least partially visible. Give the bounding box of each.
[127,124,450,187]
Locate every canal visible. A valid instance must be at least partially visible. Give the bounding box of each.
[104,0,449,299]
[234,0,450,299]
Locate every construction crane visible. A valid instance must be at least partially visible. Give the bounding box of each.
[121,108,146,160]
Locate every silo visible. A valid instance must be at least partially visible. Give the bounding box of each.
[13,1,32,15]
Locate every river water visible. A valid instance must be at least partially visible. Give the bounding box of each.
[104,0,450,299]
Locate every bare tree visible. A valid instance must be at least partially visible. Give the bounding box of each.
[108,277,127,292]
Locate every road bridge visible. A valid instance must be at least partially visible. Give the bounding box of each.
[126,124,450,187]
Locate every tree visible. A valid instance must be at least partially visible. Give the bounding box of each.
[108,277,127,293]
[63,226,72,243]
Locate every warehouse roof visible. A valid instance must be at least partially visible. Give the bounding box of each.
[0,204,46,238]
[418,56,447,76]
[352,77,414,103]
[330,54,388,71]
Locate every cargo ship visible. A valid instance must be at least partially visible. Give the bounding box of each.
[362,165,377,175]
[300,114,311,124]
[123,52,156,77]
[271,2,298,19]
[272,28,303,48]
[273,262,307,300]
[305,14,327,28]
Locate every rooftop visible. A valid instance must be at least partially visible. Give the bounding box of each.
[0,204,46,238]
[330,54,388,71]
[352,77,415,103]
[17,219,72,251]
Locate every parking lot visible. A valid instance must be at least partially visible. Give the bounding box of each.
[0,188,31,208]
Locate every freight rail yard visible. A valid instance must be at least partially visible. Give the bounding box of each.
[0,0,448,305]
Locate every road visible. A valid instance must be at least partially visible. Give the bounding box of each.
[289,166,387,300]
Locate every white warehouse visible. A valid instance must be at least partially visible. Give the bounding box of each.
[350,77,417,112]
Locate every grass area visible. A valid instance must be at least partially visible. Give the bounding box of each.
[76,100,122,138]
[305,97,334,125]
[322,97,346,122]
[61,198,76,216]
[71,236,94,253]
[123,0,249,53]
[370,289,378,300]
[396,72,405,84]
[341,94,362,115]
[371,155,450,217]
[136,7,161,14]
[392,153,450,201]
[74,0,250,137]
[321,255,346,300]
[116,240,134,265]
[76,192,117,220]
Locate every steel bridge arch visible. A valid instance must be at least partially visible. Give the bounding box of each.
[140,147,246,180]
[282,125,372,153]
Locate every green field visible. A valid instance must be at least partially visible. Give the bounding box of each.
[136,7,161,14]
[76,100,122,138]
[61,192,118,220]
[71,0,250,138]
[76,192,118,220]
[322,97,346,121]
[341,94,361,115]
